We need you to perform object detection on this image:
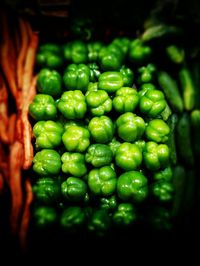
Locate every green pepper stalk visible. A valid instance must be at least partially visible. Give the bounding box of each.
[117,171,148,203]
[29,94,57,121]
[58,90,87,119]
[37,69,62,98]
[88,166,117,197]
[61,152,87,177]
[85,144,113,167]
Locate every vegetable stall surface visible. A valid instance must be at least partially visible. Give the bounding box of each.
[0,0,200,256]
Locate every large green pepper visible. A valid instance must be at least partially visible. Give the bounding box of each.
[88,166,117,196]
[85,90,112,116]
[87,42,103,62]
[61,152,87,177]
[63,63,90,92]
[88,116,114,143]
[33,149,61,176]
[113,203,137,226]
[143,141,170,171]
[29,94,57,121]
[85,144,113,167]
[145,119,170,143]
[116,112,145,142]
[37,69,62,98]
[113,87,139,113]
[62,125,90,152]
[117,171,148,203]
[98,71,124,93]
[115,142,142,171]
[33,120,64,149]
[57,90,87,119]
[63,40,88,64]
[61,177,87,202]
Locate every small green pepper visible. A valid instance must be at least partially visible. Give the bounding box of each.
[88,116,114,143]
[143,141,170,171]
[60,206,86,230]
[62,125,90,152]
[145,119,170,143]
[99,195,118,211]
[88,166,117,196]
[33,120,64,149]
[113,87,139,113]
[33,206,57,228]
[117,171,148,202]
[85,144,113,167]
[61,177,87,202]
[153,166,173,182]
[115,142,142,171]
[33,149,61,176]
[87,42,103,62]
[29,94,57,121]
[119,65,134,87]
[85,90,112,116]
[37,69,62,98]
[151,180,174,202]
[137,63,156,84]
[98,71,124,93]
[113,203,137,226]
[128,39,152,64]
[112,37,131,55]
[61,152,87,177]
[58,90,87,119]
[63,63,90,92]
[116,112,145,142]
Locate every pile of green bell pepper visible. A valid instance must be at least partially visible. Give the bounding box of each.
[29,19,199,236]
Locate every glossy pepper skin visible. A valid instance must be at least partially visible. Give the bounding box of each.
[32,177,61,204]
[113,87,139,113]
[61,177,87,202]
[63,64,90,92]
[33,149,61,176]
[137,63,156,84]
[29,94,57,121]
[58,90,87,119]
[112,37,131,55]
[138,83,156,97]
[116,112,145,142]
[151,180,174,202]
[139,90,167,117]
[120,66,134,87]
[87,42,103,62]
[85,144,113,167]
[33,206,57,228]
[88,166,117,196]
[62,125,90,152]
[153,166,173,182]
[61,152,87,177]
[99,195,118,211]
[60,206,86,230]
[115,143,142,171]
[36,43,64,69]
[98,71,124,93]
[117,171,148,202]
[129,39,152,64]
[63,40,88,64]
[33,120,64,149]
[37,69,62,98]
[85,90,112,116]
[143,141,170,171]
[88,116,114,143]
[145,119,170,143]
[113,203,137,226]
[87,209,111,236]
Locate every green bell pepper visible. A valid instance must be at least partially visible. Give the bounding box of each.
[61,177,87,202]
[151,180,174,202]
[113,87,139,113]
[87,209,111,236]
[33,120,64,149]
[111,37,131,55]
[137,63,156,83]
[143,141,170,171]
[33,206,57,228]
[128,39,152,64]
[145,119,170,143]
[113,203,137,226]
[85,144,113,167]
[61,152,87,177]
[117,171,148,202]
[88,166,117,196]
[58,90,87,119]
[153,166,173,182]
[63,40,88,64]
[115,142,142,171]
[116,112,145,142]
[32,177,61,204]
[62,125,90,152]
[63,63,90,92]
[37,69,62,98]
[29,94,57,121]
[98,71,124,93]
[138,83,156,97]
[88,115,114,143]
[85,90,112,116]
[60,206,86,230]
[33,149,61,176]
[108,138,121,156]
[87,42,103,62]
[119,65,134,87]
[99,195,118,211]
[87,62,101,82]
